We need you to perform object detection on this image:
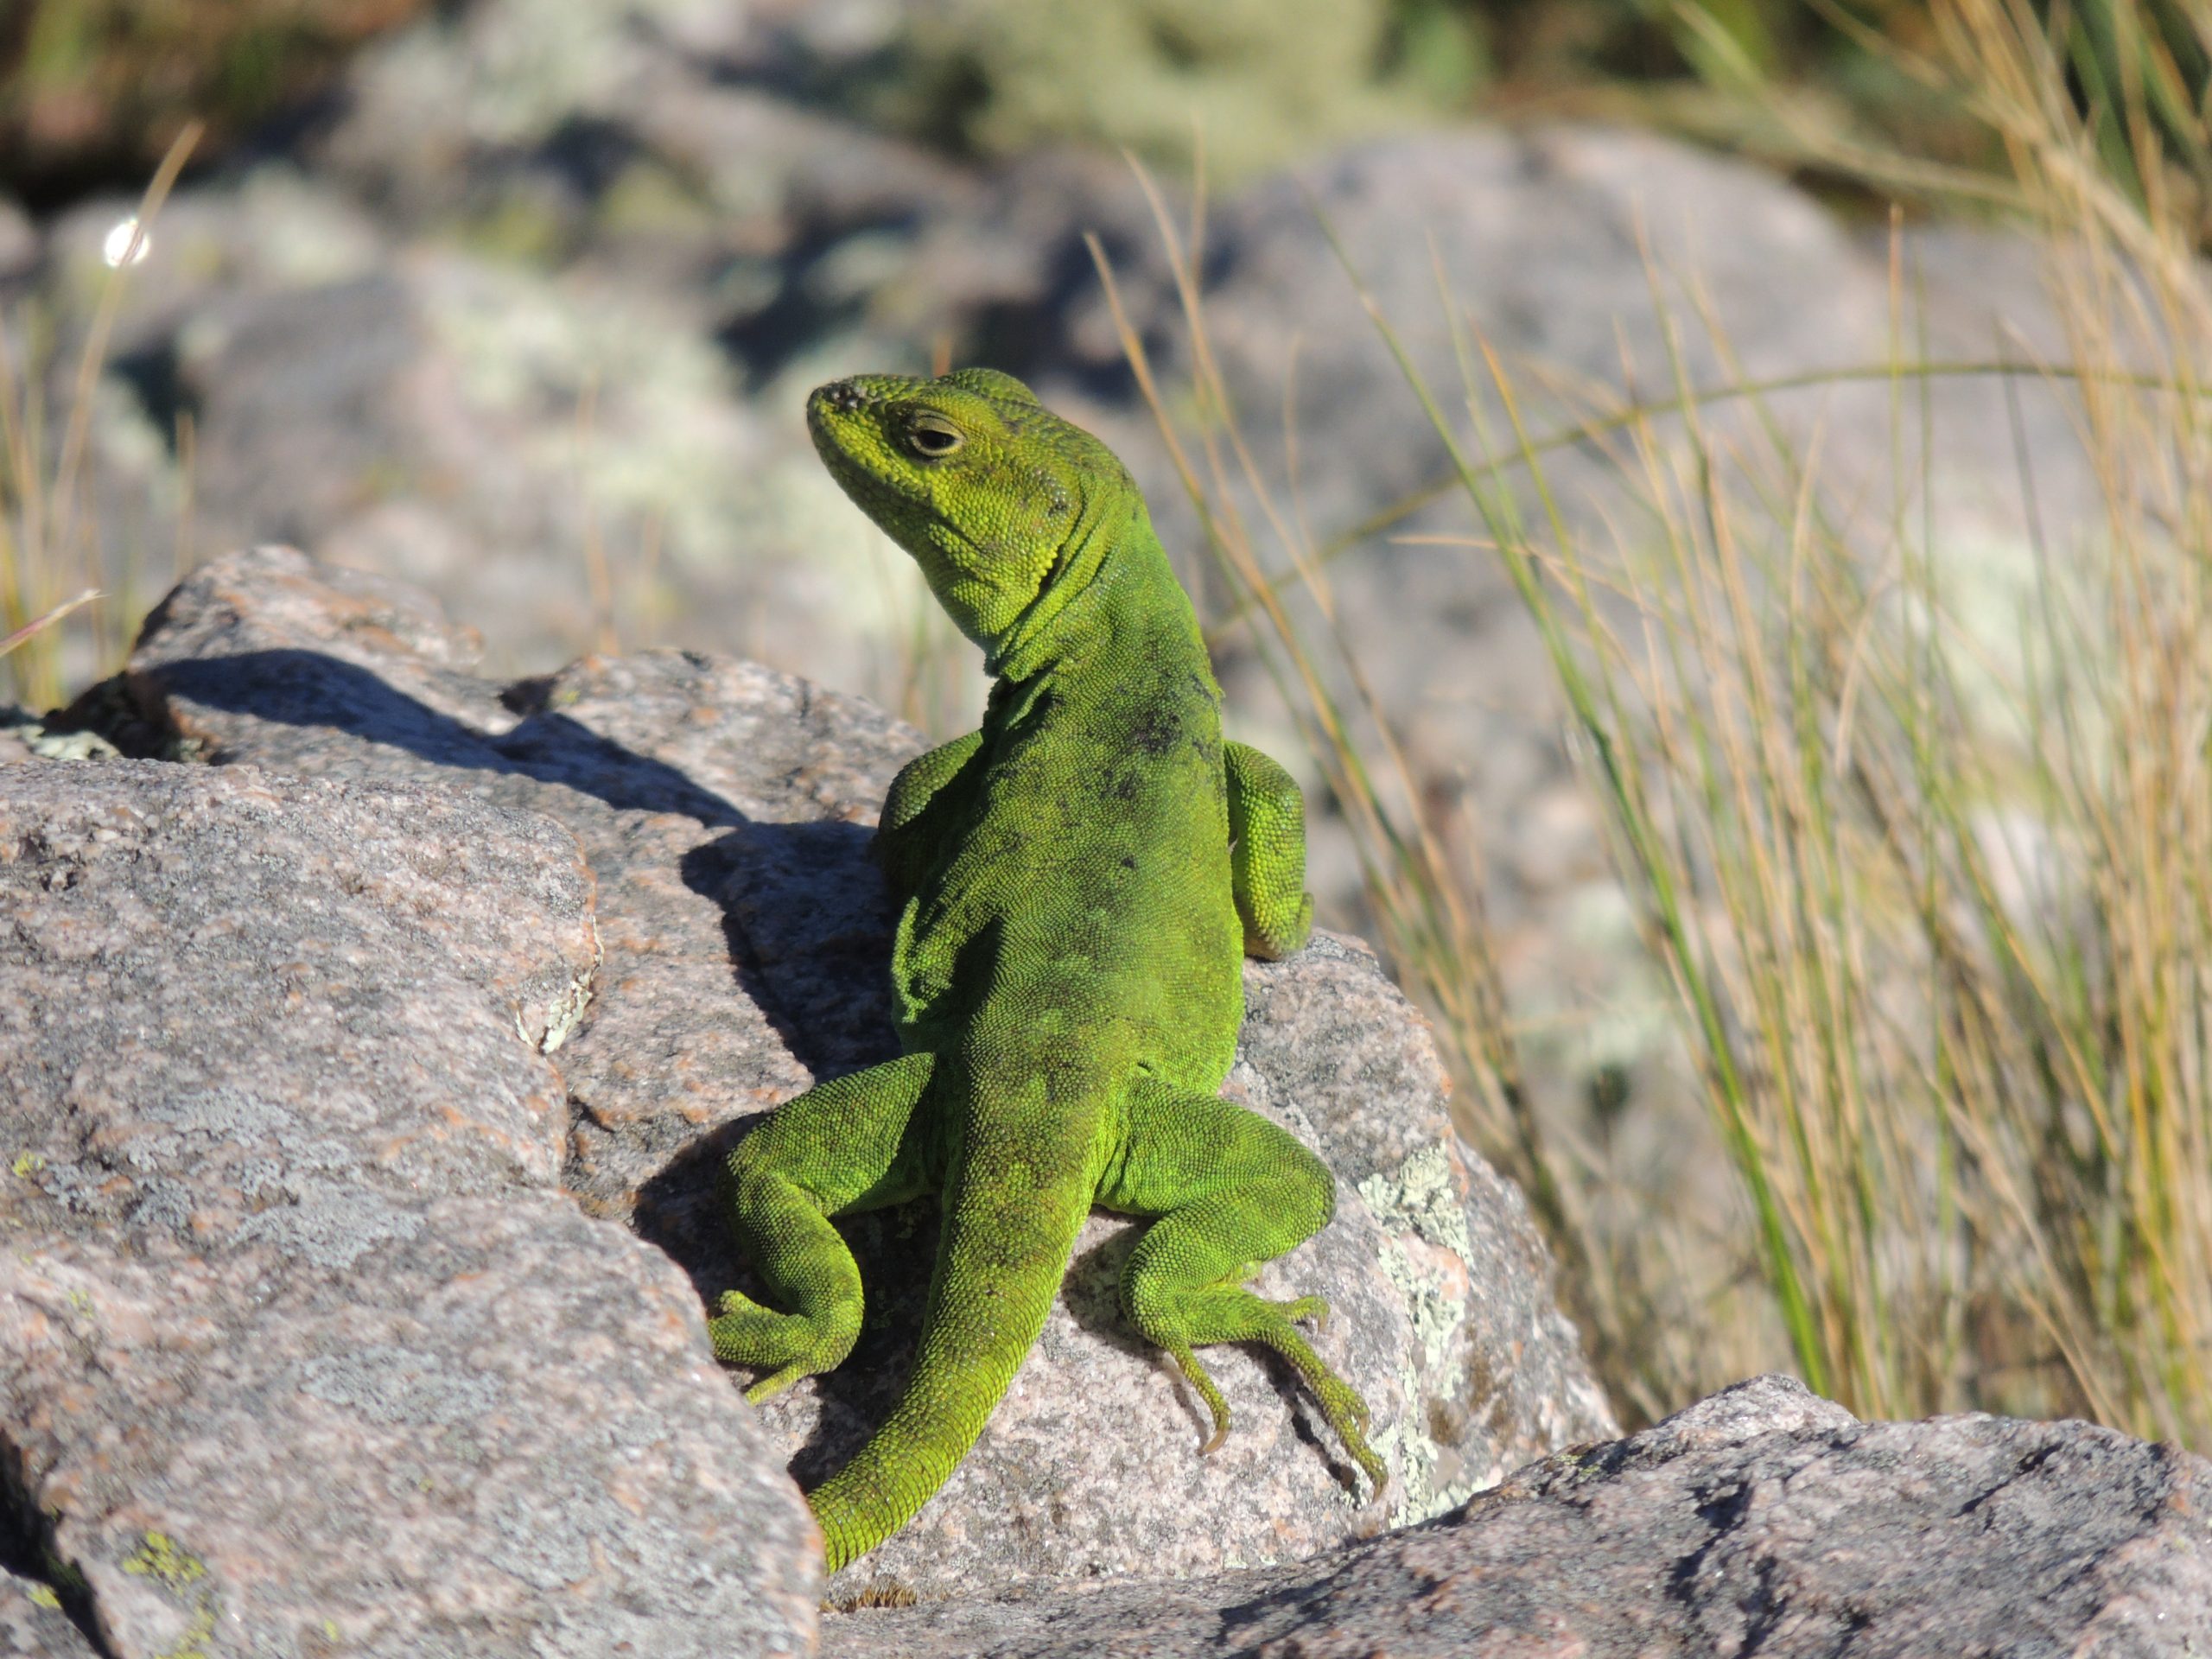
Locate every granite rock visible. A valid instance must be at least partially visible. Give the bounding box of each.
[0,759,820,1656]
[119,543,919,1226]
[0,1568,98,1658]
[1,761,598,1229]
[1005,124,2125,1270]
[1045,123,2107,593]
[1032,125,2109,1025]
[2,1203,817,1659]
[105,543,1613,1598]
[823,1375,2212,1658]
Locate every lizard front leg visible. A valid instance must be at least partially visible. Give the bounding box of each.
[873,730,982,898]
[1226,740,1314,960]
[1096,1076,1385,1496]
[713,1050,938,1400]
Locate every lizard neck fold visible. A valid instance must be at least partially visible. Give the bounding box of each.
[987,493,1168,683]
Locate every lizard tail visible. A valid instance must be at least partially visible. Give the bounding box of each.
[804,1132,1093,1573]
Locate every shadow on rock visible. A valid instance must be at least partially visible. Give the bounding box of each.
[142,650,902,1082]
[148,649,749,823]
[678,821,900,1081]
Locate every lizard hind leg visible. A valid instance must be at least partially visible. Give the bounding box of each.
[1100,1078,1389,1497]
[711,1050,939,1402]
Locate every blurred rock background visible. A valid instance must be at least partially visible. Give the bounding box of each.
[2,0,2178,1419]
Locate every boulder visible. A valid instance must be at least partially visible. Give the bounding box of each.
[0,760,820,1657]
[15,551,2206,1651]
[1027,125,2110,1062]
[822,1375,2212,1657]
[3,1198,817,1659]
[84,543,1612,1599]
[116,543,923,1218]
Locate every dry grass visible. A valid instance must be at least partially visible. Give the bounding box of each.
[0,123,196,708]
[1096,0,2212,1440]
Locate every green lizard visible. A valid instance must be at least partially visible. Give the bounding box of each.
[710,367,1385,1571]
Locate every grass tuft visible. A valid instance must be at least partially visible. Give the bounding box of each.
[1098,0,2212,1439]
[0,122,196,710]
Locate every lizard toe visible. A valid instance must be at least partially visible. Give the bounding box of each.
[742,1363,810,1405]
[1164,1341,1234,1457]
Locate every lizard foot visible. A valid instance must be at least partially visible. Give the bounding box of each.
[1173,1287,1389,1500]
[708,1289,856,1402]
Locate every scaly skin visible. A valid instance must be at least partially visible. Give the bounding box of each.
[710,367,1384,1571]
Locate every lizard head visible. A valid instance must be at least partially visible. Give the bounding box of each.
[806,368,1135,659]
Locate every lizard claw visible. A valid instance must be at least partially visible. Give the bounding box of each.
[1169,1343,1235,1458]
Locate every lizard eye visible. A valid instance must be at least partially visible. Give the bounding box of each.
[906,416,965,459]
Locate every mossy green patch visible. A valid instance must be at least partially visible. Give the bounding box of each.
[123,1531,206,1592]
[122,1531,219,1659]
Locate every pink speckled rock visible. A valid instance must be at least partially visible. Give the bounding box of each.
[2,762,595,1223]
[0,760,819,1656]
[0,1567,98,1657]
[3,1204,817,1659]
[122,544,917,1236]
